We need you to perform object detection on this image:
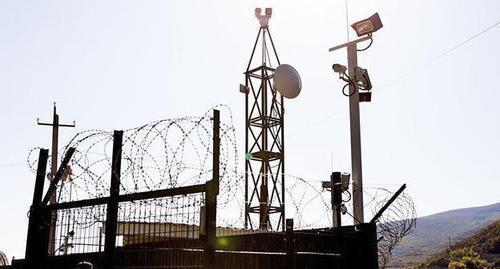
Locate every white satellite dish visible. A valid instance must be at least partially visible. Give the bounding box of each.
[273,64,302,99]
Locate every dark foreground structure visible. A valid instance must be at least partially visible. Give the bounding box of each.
[7,225,378,269]
[1,110,379,269]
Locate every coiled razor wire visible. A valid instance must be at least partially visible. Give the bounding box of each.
[27,105,416,263]
[365,187,417,268]
[28,105,242,227]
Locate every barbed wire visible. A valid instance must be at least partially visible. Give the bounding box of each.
[28,105,242,226]
[27,106,337,230]
[364,187,417,268]
[27,105,416,259]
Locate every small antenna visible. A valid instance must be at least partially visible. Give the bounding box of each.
[331,152,334,171]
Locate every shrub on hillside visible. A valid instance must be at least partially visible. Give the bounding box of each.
[448,247,488,269]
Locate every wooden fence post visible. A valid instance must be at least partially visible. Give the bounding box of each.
[104,130,123,269]
[286,218,294,269]
[205,110,220,269]
[25,149,49,269]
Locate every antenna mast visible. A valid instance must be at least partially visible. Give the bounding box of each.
[241,8,285,231]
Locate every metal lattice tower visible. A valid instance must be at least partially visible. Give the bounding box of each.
[242,9,285,231]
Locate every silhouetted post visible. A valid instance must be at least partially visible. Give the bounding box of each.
[25,149,49,269]
[205,110,220,269]
[331,172,342,227]
[104,131,123,269]
[285,219,294,269]
[370,184,406,224]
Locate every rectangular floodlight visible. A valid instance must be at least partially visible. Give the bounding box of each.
[351,13,383,37]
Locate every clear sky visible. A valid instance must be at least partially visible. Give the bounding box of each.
[1,0,499,260]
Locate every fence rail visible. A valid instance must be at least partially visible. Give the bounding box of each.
[50,204,107,255]
[24,110,221,269]
[18,109,378,269]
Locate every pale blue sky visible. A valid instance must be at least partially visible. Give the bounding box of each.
[1,0,499,259]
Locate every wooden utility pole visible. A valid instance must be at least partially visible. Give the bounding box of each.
[37,103,75,254]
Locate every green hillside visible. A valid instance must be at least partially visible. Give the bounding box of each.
[416,219,500,268]
[389,202,500,267]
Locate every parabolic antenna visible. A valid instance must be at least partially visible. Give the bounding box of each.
[273,64,302,99]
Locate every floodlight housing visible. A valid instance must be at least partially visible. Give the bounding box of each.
[351,13,383,37]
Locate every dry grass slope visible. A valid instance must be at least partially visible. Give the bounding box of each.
[417,219,500,268]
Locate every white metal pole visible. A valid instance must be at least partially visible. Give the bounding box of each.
[329,35,370,225]
[347,44,364,224]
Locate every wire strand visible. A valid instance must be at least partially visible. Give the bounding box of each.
[289,18,500,139]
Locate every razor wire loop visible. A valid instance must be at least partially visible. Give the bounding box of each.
[27,105,416,264]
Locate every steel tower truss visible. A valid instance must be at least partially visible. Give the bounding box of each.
[243,26,285,231]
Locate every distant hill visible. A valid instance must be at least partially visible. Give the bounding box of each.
[389,202,500,267]
[417,219,500,268]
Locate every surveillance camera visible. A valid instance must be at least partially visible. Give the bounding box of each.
[255,8,262,18]
[341,173,350,191]
[354,67,372,91]
[332,64,347,74]
[255,7,271,27]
